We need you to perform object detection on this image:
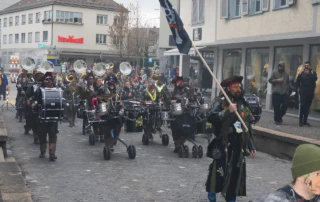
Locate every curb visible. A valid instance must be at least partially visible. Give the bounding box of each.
[253,125,320,160]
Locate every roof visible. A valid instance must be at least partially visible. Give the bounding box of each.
[0,0,124,15]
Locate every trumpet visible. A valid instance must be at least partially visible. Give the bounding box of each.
[105,63,114,70]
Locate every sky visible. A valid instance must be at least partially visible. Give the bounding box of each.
[114,0,161,27]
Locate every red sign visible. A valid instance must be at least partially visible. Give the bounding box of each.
[58,35,84,43]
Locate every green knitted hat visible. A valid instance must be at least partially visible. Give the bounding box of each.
[291,144,320,178]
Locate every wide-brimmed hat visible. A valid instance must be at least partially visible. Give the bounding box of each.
[171,76,184,84]
[220,76,243,87]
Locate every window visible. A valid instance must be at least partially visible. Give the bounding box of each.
[96,34,107,44]
[44,10,52,21]
[97,15,107,25]
[22,15,26,25]
[9,34,13,44]
[3,35,7,44]
[273,0,295,9]
[43,31,48,42]
[29,14,33,24]
[36,12,40,23]
[245,48,269,108]
[3,18,7,27]
[222,49,242,79]
[35,32,40,42]
[56,11,83,24]
[309,45,320,114]
[15,16,19,25]
[21,33,26,43]
[15,34,19,43]
[222,0,270,18]
[192,0,205,25]
[28,32,32,43]
[9,17,13,26]
[113,35,120,45]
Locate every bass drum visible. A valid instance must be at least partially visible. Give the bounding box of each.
[39,88,64,121]
[244,94,262,124]
[171,113,197,138]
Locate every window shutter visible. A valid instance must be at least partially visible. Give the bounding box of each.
[199,0,205,23]
[262,0,269,11]
[310,0,320,4]
[249,0,256,15]
[192,0,198,24]
[242,0,249,15]
[221,0,229,19]
[274,0,280,9]
[288,0,295,5]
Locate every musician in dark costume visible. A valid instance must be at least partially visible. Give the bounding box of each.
[98,73,122,151]
[63,74,77,127]
[122,81,134,100]
[205,76,257,202]
[34,72,59,161]
[170,76,198,152]
[25,70,44,144]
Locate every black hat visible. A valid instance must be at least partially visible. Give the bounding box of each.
[42,72,53,81]
[105,73,118,84]
[85,71,95,80]
[171,76,184,84]
[220,76,243,87]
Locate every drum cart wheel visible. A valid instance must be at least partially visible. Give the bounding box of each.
[178,145,184,158]
[197,145,203,158]
[89,132,95,146]
[192,145,198,158]
[183,145,189,158]
[161,134,169,146]
[103,146,112,160]
[127,145,136,159]
[142,133,149,145]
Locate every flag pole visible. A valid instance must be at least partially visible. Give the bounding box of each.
[191,42,249,132]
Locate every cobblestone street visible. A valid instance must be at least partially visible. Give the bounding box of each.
[2,84,292,202]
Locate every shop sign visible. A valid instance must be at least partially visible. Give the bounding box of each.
[58,35,84,43]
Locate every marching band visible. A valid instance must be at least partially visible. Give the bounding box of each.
[14,58,261,162]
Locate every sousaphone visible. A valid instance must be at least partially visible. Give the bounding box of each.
[39,61,54,73]
[93,63,107,77]
[21,57,36,71]
[119,62,132,76]
[73,60,87,74]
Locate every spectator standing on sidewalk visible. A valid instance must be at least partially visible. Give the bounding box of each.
[268,61,290,125]
[294,61,317,127]
[0,67,9,100]
[254,144,320,202]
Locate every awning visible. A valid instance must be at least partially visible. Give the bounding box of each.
[164,46,205,56]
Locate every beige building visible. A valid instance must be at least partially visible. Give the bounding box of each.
[0,0,124,70]
[162,0,320,115]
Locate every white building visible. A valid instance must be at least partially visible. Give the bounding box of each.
[0,0,125,70]
[160,0,320,116]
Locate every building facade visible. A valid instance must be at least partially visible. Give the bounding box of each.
[0,0,124,71]
[162,0,320,115]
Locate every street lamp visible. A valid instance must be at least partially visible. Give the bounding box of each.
[142,17,160,69]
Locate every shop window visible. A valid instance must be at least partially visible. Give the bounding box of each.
[222,49,242,80]
[309,45,320,113]
[274,46,303,109]
[245,48,269,107]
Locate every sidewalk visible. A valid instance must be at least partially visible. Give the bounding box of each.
[0,113,33,202]
[256,110,320,140]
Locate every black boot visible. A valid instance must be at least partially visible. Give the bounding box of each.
[304,121,311,127]
[299,120,303,127]
[34,138,39,144]
[24,125,29,135]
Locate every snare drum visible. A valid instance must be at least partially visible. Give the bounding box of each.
[161,111,171,121]
[96,103,109,116]
[199,104,210,114]
[171,103,183,116]
[39,88,64,121]
[244,94,262,124]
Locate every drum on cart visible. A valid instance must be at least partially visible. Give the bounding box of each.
[244,94,262,124]
[171,103,184,116]
[39,88,64,121]
[77,100,87,119]
[124,101,143,132]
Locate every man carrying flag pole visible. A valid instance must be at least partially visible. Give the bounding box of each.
[159,1,256,202]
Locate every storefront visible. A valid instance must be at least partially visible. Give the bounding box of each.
[213,37,320,117]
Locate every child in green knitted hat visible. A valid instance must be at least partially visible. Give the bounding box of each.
[254,144,320,202]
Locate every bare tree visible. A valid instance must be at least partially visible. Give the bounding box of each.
[108,4,129,62]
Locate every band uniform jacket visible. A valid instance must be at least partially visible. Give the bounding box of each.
[206,93,256,197]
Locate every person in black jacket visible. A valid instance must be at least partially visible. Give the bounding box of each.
[294,61,318,127]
